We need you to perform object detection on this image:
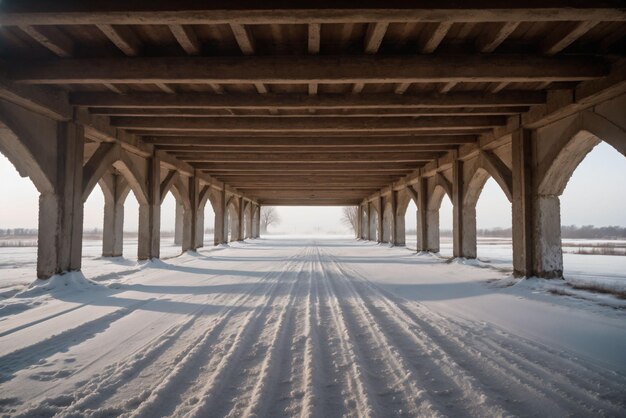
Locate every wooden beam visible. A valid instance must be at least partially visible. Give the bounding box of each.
[11,55,607,85]
[0,78,71,120]
[157,145,458,153]
[230,23,256,54]
[88,106,525,117]
[308,23,321,96]
[364,22,388,53]
[169,24,201,55]
[18,25,73,57]
[196,162,420,172]
[541,21,599,55]
[131,128,488,137]
[418,22,452,53]
[439,81,457,93]
[394,82,411,95]
[142,135,476,147]
[489,82,509,93]
[172,151,442,163]
[97,24,141,56]
[4,3,624,25]
[111,115,506,132]
[70,91,546,109]
[155,83,176,94]
[475,22,519,53]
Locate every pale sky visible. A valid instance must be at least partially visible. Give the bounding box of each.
[1,142,624,232]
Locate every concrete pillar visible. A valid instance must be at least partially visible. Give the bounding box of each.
[253,204,261,238]
[426,208,440,252]
[138,156,160,260]
[214,188,226,245]
[191,178,204,250]
[377,197,384,243]
[37,122,85,278]
[452,159,474,258]
[511,130,563,278]
[365,201,372,241]
[174,201,184,245]
[357,204,363,239]
[101,173,126,257]
[237,197,245,241]
[245,203,253,239]
[392,191,406,246]
[416,178,428,252]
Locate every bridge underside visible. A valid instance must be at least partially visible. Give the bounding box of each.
[0,2,625,278]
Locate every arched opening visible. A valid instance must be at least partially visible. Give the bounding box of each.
[559,142,626,280]
[122,192,140,258]
[0,151,40,290]
[82,183,105,259]
[536,121,626,278]
[203,194,216,246]
[382,202,393,244]
[475,177,513,265]
[404,199,418,250]
[160,191,180,257]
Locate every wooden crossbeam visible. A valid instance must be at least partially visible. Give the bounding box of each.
[155,144,458,153]
[18,25,73,56]
[196,162,420,172]
[171,151,442,163]
[541,21,599,55]
[97,24,141,56]
[88,106,526,117]
[475,22,520,53]
[110,115,505,131]
[10,55,607,84]
[142,135,476,147]
[2,2,624,25]
[418,22,452,53]
[169,24,201,55]
[132,128,488,137]
[70,91,545,109]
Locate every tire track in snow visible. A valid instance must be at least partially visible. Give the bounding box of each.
[174,248,306,417]
[327,248,626,416]
[321,246,504,417]
[311,246,377,418]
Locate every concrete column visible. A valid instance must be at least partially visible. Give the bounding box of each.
[214,188,226,245]
[452,159,473,258]
[191,178,204,250]
[377,196,384,243]
[365,203,371,240]
[101,173,126,257]
[392,192,406,246]
[357,204,363,239]
[138,156,160,260]
[174,201,184,245]
[511,129,564,278]
[237,197,245,241]
[37,122,85,278]
[245,203,253,239]
[416,178,428,252]
[253,204,261,238]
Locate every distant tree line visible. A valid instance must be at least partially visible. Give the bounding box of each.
[405,225,626,239]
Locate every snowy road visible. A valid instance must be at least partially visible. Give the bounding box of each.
[1,239,625,417]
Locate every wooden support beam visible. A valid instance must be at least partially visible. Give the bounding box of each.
[2,3,625,25]
[489,82,509,93]
[364,22,388,53]
[155,83,176,94]
[134,128,488,137]
[142,135,476,147]
[173,151,442,163]
[70,91,545,109]
[439,81,457,93]
[89,106,525,117]
[541,21,598,55]
[18,25,73,57]
[169,24,201,55]
[111,115,505,132]
[394,82,411,95]
[11,55,607,85]
[197,162,420,172]
[308,23,321,96]
[157,145,458,153]
[475,22,519,53]
[97,24,141,56]
[418,22,452,53]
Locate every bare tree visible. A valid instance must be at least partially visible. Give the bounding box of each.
[342,206,359,237]
[260,206,281,233]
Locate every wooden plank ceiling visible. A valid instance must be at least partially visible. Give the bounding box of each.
[1,1,624,205]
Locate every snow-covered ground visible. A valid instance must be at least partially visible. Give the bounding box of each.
[0,237,625,417]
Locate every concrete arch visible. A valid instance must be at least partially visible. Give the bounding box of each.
[225,196,240,242]
[82,144,149,206]
[539,111,626,197]
[0,108,54,194]
[395,187,418,248]
[197,186,222,246]
[382,201,393,243]
[426,183,453,253]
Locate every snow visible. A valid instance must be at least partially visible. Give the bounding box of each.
[0,237,625,417]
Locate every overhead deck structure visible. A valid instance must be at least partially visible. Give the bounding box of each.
[0,1,625,279]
